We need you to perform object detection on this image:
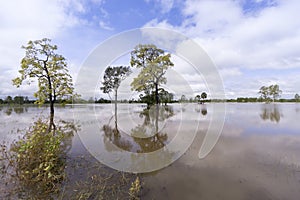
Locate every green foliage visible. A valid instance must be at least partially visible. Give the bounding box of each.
[259,84,282,102]
[100,66,131,94]
[2,118,75,197]
[5,96,13,104]
[158,88,174,105]
[236,97,258,102]
[13,96,24,105]
[12,38,76,107]
[130,44,174,105]
[195,95,201,102]
[138,89,174,106]
[269,84,282,101]
[0,96,33,104]
[201,92,207,100]
[128,177,142,200]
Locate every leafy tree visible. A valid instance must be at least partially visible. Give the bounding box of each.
[14,96,24,105]
[269,84,282,102]
[24,96,30,104]
[259,86,271,102]
[195,95,201,103]
[12,38,76,127]
[259,84,282,103]
[5,96,13,104]
[158,88,173,105]
[180,95,187,103]
[295,93,300,102]
[100,66,131,127]
[130,44,174,105]
[201,92,207,103]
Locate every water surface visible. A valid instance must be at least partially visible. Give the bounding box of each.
[1,103,300,199]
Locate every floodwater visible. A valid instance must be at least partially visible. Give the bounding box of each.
[1,103,300,199]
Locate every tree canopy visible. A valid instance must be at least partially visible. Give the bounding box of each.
[259,84,282,102]
[100,66,131,95]
[130,44,174,105]
[12,38,76,126]
[100,66,131,129]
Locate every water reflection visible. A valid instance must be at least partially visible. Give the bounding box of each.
[14,106,27,114]
[5,107,12,116]
[2,106,28,116]
[260,104,282,123]
[195,104,208,116]
[103,105,174,153]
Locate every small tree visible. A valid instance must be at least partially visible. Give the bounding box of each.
[158,88,173,105]
[269,84,282,102]
[14,96,24,105]
[259,84,282,103]
[5,96,13,104]
[259,86,270,102]
[100,66,131,128]
[12,38,76,128]
[295,93,300,102]
[130,44,174,105]
[180,95,187,103]
[201,92,207,103]
[195,95,201,103]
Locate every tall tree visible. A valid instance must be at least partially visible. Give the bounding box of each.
[201,92,207,103]
[100,66,131,128]
[12,38,76,128]
[130,44,174,105]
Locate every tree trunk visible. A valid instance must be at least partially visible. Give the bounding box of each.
[155,104,159,134]
[114,90,118,131]
[49,100,55,132]
[155,83,159,105]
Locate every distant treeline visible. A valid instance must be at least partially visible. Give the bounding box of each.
[226,97,299,103]
[0,95,72,105]
[1,95,299,105]
[0,96,34,105]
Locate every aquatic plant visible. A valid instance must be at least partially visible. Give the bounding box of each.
[0,118,75,198]
[129,176,142,200]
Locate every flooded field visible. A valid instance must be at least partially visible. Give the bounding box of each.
[1,103,300,199]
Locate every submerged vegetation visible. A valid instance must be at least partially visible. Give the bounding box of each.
[0,118,142,199]
[0,118,75,198]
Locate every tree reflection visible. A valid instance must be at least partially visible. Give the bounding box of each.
[102,105,174,153]
[195,104,208,116]
[14,106,28,114]
[260,104,282,123]
[5,107,12,116]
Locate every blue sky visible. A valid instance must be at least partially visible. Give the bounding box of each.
[0,0,300,100]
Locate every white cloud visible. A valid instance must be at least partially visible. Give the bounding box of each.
[99,20,114,31]
[143,0,300,98]
[0,0,90,98]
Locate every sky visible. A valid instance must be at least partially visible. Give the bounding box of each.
[1,0,300,100]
